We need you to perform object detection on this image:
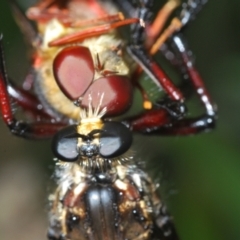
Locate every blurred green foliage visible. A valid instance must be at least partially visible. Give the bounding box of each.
[0,0,240,240]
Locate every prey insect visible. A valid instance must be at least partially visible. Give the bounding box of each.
[0,0,217,239]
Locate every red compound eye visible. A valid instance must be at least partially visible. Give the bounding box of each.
[53,46,94,100]
[81,75,133,116]
[53,46,133,116]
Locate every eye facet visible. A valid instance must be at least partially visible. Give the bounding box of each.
[99,122,132,158]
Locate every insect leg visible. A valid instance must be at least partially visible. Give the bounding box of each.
[122,1,216,135]
[0,36,67,139]
[150,0,208,54]
[142,33,216,135]
[123,0,186,131]
[48,18,139,47]
[149,33,216,135]
[7,80,55,120]
[154,204,180,240]
[146,0,180,47]
[128,0,184,102]
[172,33,216,117]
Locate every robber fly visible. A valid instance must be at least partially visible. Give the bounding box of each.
[0,0,216,239]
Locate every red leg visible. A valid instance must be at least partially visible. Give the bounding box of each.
[70,13,124,27]
[150,17,182,55]
[150,0,208,54]
[172,34,216,116]
[8,81,54,120]
[123,109,215,135]
[124,0,184,102]
[123,34,216,135]
[120,0,216,136]
[0,36,66,139]
[146,0,180,48]
[48,18,140,47]
[129,42,184,102]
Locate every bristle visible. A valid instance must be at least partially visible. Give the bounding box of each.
[79,93,107,121]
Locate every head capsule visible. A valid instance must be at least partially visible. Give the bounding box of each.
[52,118,133,169]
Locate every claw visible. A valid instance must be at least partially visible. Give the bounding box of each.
[156,98,187,119]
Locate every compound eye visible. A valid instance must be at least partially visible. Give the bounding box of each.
[99,122,132,158]
[52,125,79,162]
[53,46,94,100]
[81,75,133,116]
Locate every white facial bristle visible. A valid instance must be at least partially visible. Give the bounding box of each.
[79,93,107,121]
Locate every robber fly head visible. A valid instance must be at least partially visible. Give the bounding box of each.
[52,108,132,169]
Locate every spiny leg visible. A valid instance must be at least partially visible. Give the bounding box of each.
[123,34,216,135]
[125,0,185,121]
[130,0,209,92]
[122,1,216,135]
[128,0,184,102]
[151,33,216,135]
[134,0,210,100]
[115,0,183,110]
[171,33,215,116]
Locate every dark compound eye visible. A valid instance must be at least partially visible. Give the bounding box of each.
[99,122,132,158]
[52,125,79,162]
[51,122,132,162]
